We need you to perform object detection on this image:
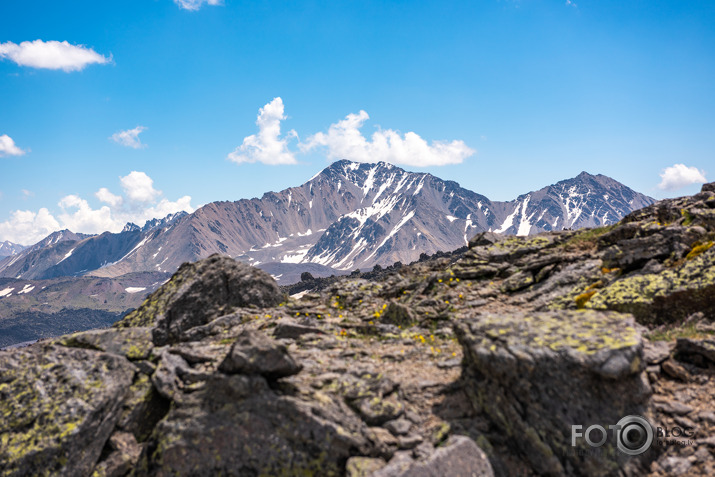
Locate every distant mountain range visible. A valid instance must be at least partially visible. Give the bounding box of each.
[0,160,654,283]
[0,241,27,258]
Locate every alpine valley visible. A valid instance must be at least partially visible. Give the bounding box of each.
[0,160,654,347]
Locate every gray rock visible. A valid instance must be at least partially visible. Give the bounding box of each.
[345,456,387,477]
[117,254,284,345]
[59,327,154,361]
[385,417,412,436]
[654,400,694,416]
[0,344,135,477]
[454,310,651,476]
[676,337,715,365]
[135,372,373,476]
[373,436,494,477]
[218,329,302,379]
[660,456,692,476]
[643,339,672,364]
[272,320,323,339]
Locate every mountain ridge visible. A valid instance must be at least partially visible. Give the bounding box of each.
[0,161,654,281]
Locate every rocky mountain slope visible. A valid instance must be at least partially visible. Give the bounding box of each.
[0,215,184,280]
[1,182,712,476]
[0,161,653,282]
[0,271,171,348]
[0,241,26,258]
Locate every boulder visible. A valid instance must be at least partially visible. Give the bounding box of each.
[372,435,494,477]
[115,254,284,345]
[219,329,302,379]
[0,345,135,476]
[455,310,652,476]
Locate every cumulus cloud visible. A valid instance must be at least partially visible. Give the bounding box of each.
[110,126,147,149]
[0,40,110,72]
[0,208,60,245]
[657,164,707,191]
[302,110,475,167]
[0,172,194,245]
[0,134,27,157]
[57,195,116,234]
[120,171,161,202]
[227,97,298,165]
[95,187,123,207]
[174,0,223,11]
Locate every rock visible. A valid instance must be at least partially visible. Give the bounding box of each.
[654,400,694,416]
[116,255,284,345]
[675,337,715,365]
[135,371,372,476]
[660,456,692,476]
[697,411,715,423]
[702,182,715,193]
[468,231,503,248]
[643,339,672,364]
[585,243,715,325]
[354,394,405,426]
[272,320,322,339]
[92,431,142,477]
[379,302,417,327]
[218,329,302,379]
[455,310,651,476]
[398,434,424,449]
[345,456,387,477]
[373,436,494,477]
[59,327,154,360]
[0,344,135,476]
[662,359,690,382]
[385,417,412,436]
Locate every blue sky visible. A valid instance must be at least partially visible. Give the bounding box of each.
[1,0,713,244]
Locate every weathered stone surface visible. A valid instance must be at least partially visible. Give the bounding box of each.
[59,327,153,360]
[373,436,494,477]
[136,373,372,476]
[455,310,651,476]
[644,339,673,364]
[675,337,715,365]
[116,254,284,344]
[92,431,142,477]
[272,319,323,339]
[0,345,135,477]
[219,329,302,379]
[346,456,387,477]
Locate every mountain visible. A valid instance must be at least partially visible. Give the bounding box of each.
[0,214,185,280]
[0,161,654,281]
[0,241,26,257]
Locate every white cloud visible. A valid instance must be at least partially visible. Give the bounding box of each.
[0,208,60,245]
[95,187,123,207]
[174,0,223,11]
[0,40,110,72]
[0,134,27,157]
[58,195,117,234]
[227,97,298,165]
[302,110,475,167]
[120,171,161,202]
[657,164,707,191]
[0,172,194,245]
[110,126,147,149]
[21,189,34,199]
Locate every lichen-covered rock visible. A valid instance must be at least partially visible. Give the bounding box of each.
[455,310,652,476]
[59,327,153,360]
[136,369,372,476]
[0,345,135,476]
[218,329,302,379]
[115,254,284,345]
[372,435,494,477]
[585,246,715,324]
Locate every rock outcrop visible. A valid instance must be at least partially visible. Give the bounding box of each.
[1,182,714,476]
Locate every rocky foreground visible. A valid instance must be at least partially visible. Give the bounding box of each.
[1,183,714,476]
